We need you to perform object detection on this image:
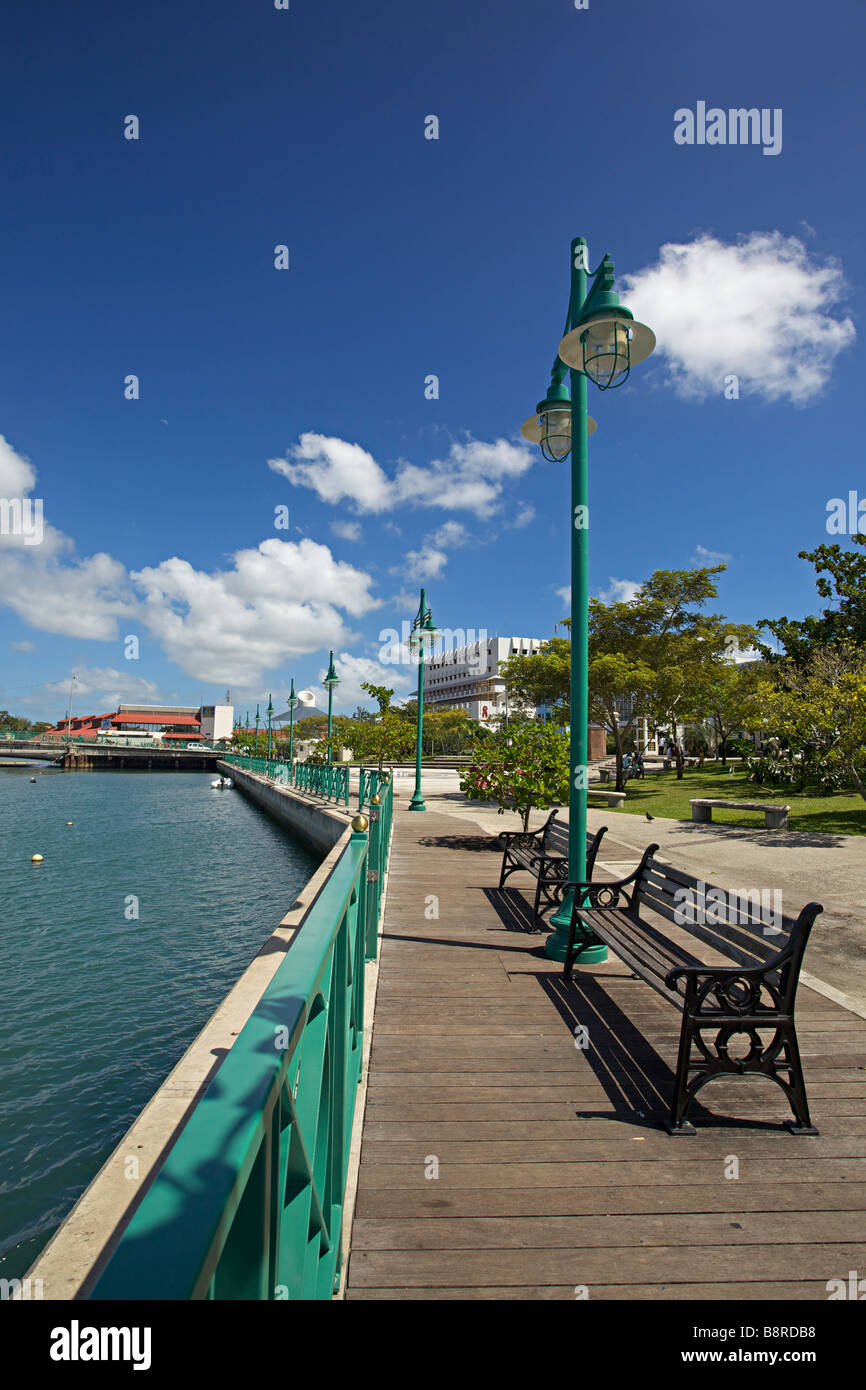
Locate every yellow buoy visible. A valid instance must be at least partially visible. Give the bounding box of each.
[66,822,73,826]
[31,853,44,863]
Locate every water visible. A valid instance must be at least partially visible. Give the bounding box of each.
[0,768,318,1279]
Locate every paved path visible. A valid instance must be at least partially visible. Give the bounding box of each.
[345,800,866,1301]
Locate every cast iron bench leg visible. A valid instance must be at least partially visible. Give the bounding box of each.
[782,1023,819,1135]
[666,1007,698,1136]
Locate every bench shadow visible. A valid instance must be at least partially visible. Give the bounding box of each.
[417,834,502,852]
[481,886,547,934]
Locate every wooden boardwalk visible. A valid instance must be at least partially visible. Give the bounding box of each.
[345,806,866,1300]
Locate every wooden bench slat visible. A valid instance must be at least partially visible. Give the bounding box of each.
[638,879,781,967]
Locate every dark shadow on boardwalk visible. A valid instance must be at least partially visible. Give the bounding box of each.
[418,833,502,852]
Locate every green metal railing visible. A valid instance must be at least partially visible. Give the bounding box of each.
[89,781,392,1300]
[223,754,350,806]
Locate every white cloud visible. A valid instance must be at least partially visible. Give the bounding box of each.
[397,518,472,582]
[0,548,137,639]
[402,542,448,581]
[0,435,384,687]
[320,652,413,709]
[41,666,166,707]
[331,519,362,542]
[621,232,855,404]
[692,544,731,564]
[512,503,536,529]
[556,585,571,606]
[0,434,36,496]
[269,433,534,519]
[132,538,380,685]
[10,640,36,653]
[597,578,641,603]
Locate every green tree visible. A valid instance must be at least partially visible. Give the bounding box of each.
[760,535,866,664]
[755,645,866,800]
[589,568,750,788]
[459,720,570,830]
[360,682,395,716]
[690,657,764,764]
[499,637,571,723]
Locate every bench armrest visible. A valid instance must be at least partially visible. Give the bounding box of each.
[498,829,542,848]
[564,841,659,898]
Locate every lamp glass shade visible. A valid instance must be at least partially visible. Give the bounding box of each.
[520,409,597,459]
[558,315,655,389]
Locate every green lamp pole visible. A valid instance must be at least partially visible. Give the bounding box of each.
[408,587,438,812]
[521,236,655,961]
[323,652,339,768]
[245,710,250,763]
[254,704,260,764]
[287,679,298,769]
[266,695,274,774]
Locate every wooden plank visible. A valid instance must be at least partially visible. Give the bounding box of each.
[350,1209,866,1250]
[347,1243,863,1287]
[346,1281,832,1301]
[354,1182,866,1220]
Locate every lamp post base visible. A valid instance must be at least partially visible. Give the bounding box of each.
[407,792,426,812]
[543,930,607,964]
[546,893,608,963]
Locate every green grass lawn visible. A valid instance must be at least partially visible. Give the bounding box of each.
[600,762,866,836]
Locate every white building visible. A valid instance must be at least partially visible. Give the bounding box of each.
[424,636,544,725]
[198,703,234,743]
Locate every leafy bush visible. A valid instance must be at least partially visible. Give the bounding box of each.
[460,721,570,830]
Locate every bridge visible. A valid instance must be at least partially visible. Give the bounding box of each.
[0,740,224,770]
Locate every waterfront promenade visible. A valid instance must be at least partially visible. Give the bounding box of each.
[345,793,866,1300]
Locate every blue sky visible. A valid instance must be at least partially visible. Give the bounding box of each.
[1,0,863,722]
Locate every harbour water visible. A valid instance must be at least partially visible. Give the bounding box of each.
[0,767,318,1280]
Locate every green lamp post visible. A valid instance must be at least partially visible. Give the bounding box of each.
[407,587,438,812]
[266,695,274,773]
[521,237,655,962]
[254,704,260,764]
[287,679,299,768]
[323,652,339,768]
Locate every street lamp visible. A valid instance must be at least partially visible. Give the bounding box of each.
[522,238,654,962]
[286,678,299,768]
[254,703,260,763]
[407,587,438,812]
[266,694,274,772]
[323,651,340,768]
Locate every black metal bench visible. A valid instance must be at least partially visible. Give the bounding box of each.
[498,811,607,923]
[562,845,823,1135]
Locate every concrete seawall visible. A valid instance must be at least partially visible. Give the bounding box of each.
[219,762,354,854]
[25,773,355,1299]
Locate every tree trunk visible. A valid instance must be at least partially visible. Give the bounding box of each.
[614,728,625,793]
[847,761,866,803]
[720,734,728,765]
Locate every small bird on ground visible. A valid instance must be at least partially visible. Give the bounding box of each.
[645,812,654,822]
